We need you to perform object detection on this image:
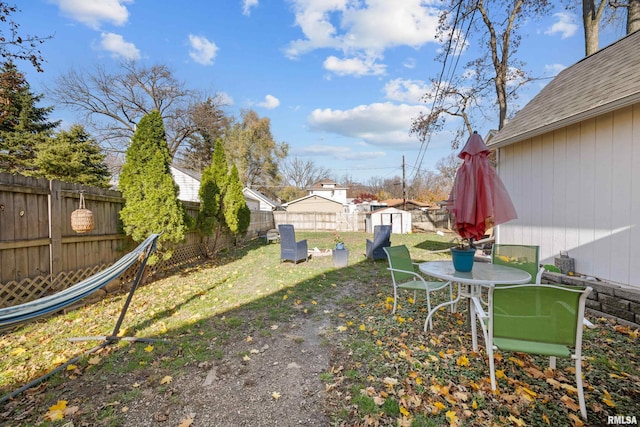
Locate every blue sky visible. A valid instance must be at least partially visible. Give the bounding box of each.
[16,0,627,183]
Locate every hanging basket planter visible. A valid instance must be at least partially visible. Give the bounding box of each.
[71,192,94,233]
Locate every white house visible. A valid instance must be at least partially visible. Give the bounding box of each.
[170,165,201,202]
[488,31,640,289]
[307,180,348,205]
[243,187,279,211]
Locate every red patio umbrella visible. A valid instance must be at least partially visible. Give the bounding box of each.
[448,131,517,242]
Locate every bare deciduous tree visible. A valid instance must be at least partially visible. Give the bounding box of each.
[280,156,331,189]
[0,2,51,72]
[609,0,640,33]
[411,0,551,148]
[48,61,196,157]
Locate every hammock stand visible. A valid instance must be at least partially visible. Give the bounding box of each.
[0,233,161,404]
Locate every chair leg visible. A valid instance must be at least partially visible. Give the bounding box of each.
[448,283,456,313]
[392,285,398,314]
[575,356,587,419]
[425,291,433,330]
[488,344,497,390]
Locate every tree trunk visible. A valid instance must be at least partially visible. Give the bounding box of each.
[628,0,640,33]
[583,0,600,55]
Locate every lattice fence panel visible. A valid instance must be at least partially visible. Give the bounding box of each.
[0,276,54,308]
[0,243,208,309]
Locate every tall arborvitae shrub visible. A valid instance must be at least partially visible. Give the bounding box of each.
[119,110,185,252]
[224,164,251,240]
[197,139,229,255]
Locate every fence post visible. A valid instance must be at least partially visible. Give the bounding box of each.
[49,180,63,278]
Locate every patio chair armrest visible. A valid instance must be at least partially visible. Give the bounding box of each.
[387,267,426,282]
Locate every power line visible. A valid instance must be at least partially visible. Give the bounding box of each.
[411,1,478,180]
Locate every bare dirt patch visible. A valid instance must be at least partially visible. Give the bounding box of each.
[1,280,367,427]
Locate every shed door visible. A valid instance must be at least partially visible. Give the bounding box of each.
[381,213,403,234]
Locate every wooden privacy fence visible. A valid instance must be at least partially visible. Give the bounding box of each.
[0,173,275,308]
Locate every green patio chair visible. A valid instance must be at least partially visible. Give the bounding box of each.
[492,244,543,283]
[383,245,453,330]
[486,283,592,419]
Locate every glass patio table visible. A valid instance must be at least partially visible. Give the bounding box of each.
[418,260,531,351]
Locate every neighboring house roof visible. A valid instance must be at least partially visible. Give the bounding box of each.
[242,187,279,209]
[171,165,202,181]
[489,30,640,149]
[282,194,343,206]
[308,180,346,189]
[380,199,429,209]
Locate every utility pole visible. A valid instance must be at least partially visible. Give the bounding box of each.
[402,155,406,210]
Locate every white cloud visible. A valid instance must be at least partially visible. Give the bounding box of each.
[52,0,132,30]
[308,102,427,146]
[383,78,429,103]
[323,55,385,77]
[217,92,234,106]
[99,32,140,60]
[544,63,567,76]
[243,0,259,15]
[545,12,578,39]
[258,94,280,109]
[188,35,218,65]
[285,0,440,76]
[403,58,416,69]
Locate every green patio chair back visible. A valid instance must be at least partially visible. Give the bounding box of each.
[383,245,453,330]
[384,245,416,282]
[487,283,592,419]
[492,244,540,283]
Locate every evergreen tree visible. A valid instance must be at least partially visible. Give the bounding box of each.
[224,164,251,240]
[34,124,111,187]
[119,110,185,250]
[0,61,58,174]
[197,139,229,255]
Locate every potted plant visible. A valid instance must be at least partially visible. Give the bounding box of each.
[450,237,475,272]
[333,231,345,250]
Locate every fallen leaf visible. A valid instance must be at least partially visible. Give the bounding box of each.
[88,356,101,365]
[160,375,173,385]
[507,414,526,426]
[178,414,195,427]
[10,348,26,356]
[44,400,67,421]
[456,355,469,367]
[383,377,398,387]
[445,410,458,425]
[144,345,154,352]
[271,391,281,400]
[561,394,580,411]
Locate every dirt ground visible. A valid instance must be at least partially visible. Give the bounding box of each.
[1,281,363,427]
[120,312,334,426]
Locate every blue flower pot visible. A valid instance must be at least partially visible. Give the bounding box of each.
[451,248,475,272]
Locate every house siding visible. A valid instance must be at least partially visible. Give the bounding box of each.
[498,104,640,289]
[285,196,344,213]
[171,169,200,202]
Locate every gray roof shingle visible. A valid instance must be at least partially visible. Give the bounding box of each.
[489,30,640,148]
